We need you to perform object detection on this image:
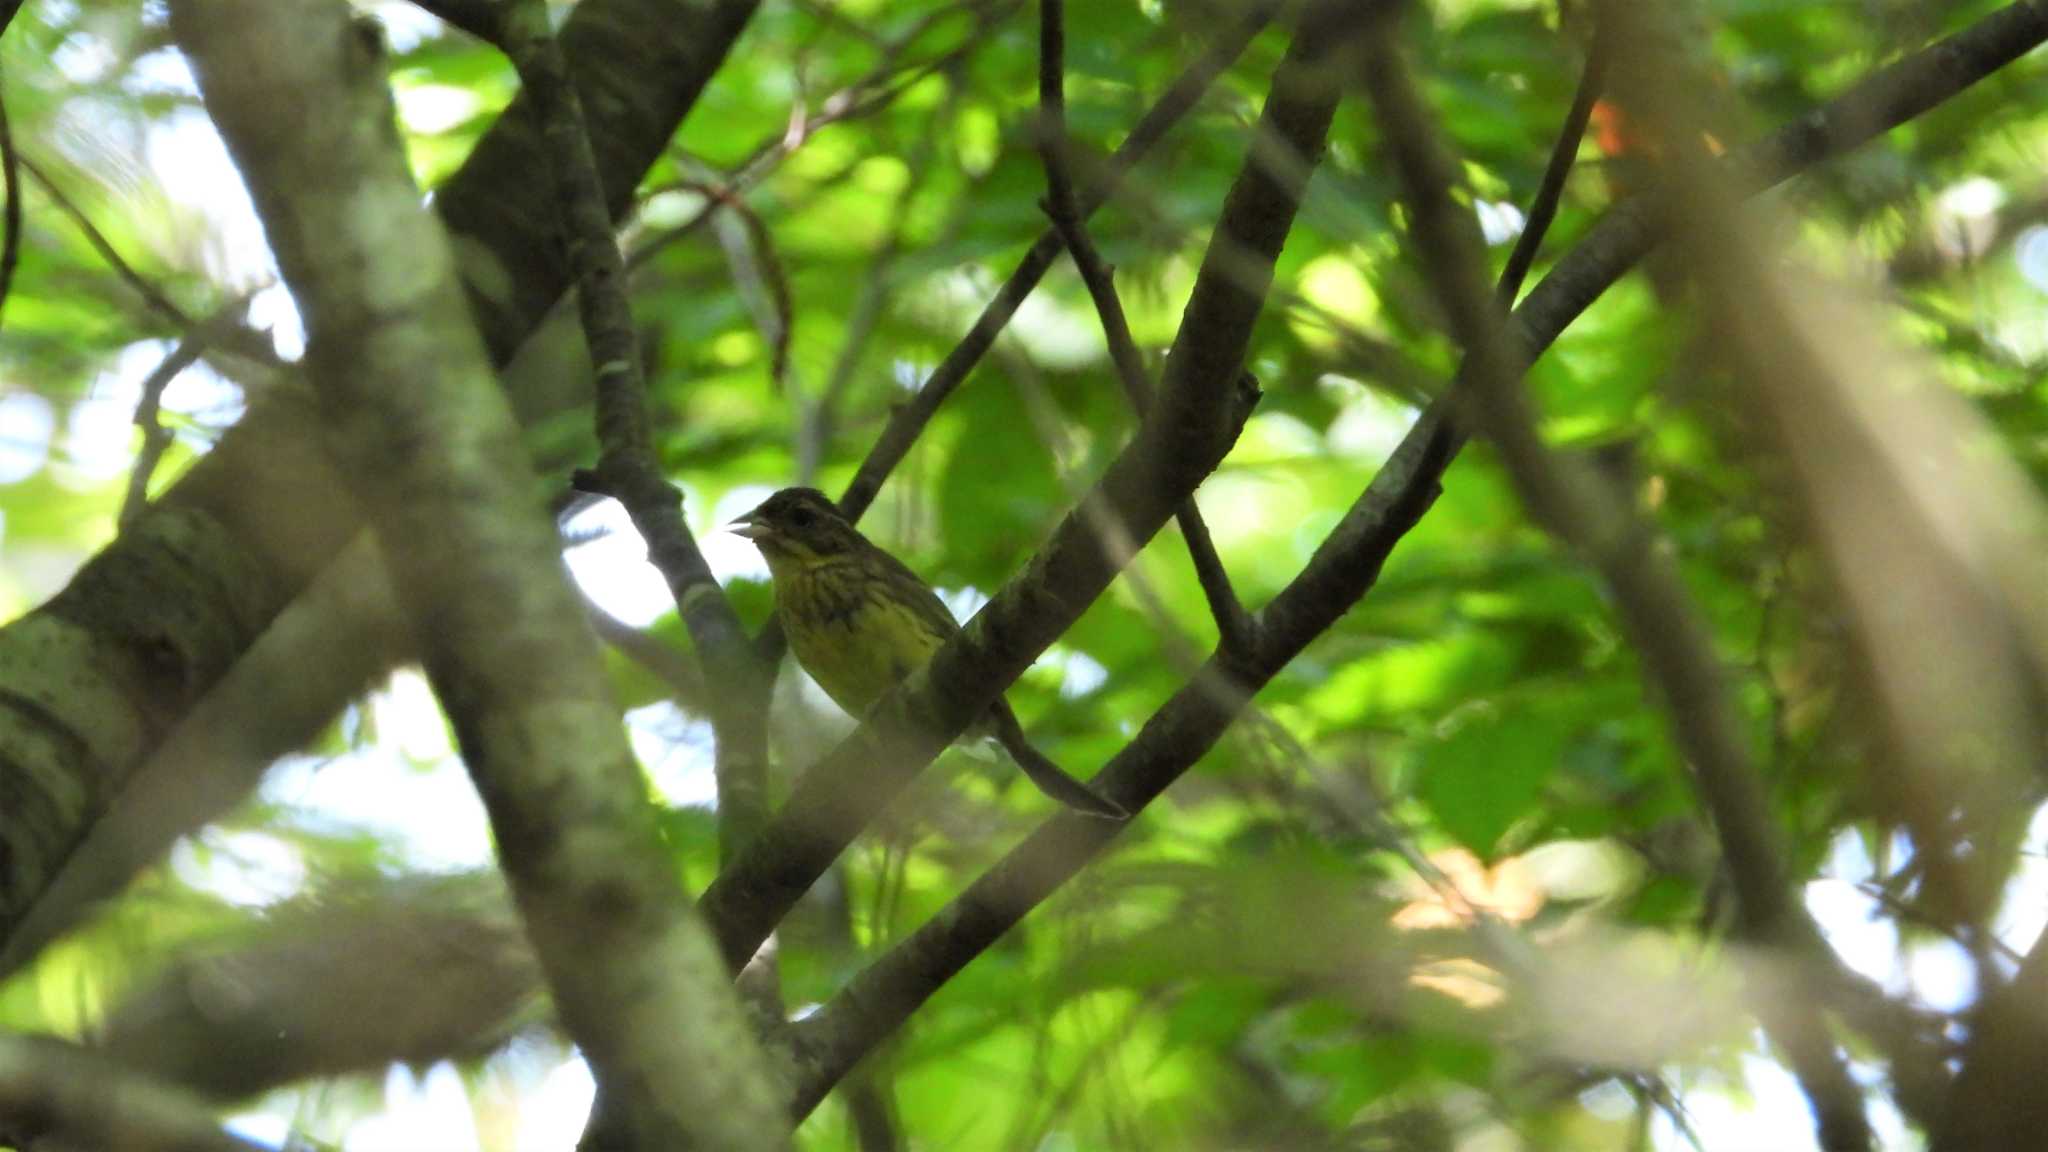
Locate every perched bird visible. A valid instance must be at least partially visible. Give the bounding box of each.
[730,487,1124,819]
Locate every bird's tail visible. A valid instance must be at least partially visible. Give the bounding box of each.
[988,704,1127,820]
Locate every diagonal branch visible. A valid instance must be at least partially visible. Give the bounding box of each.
[1354,8,1868,1148]
[20,154,194,331]
[17,153,281,369]
[834,0,1278,521]
[1494,14,1605,309]
[751,0,1272,666]
[0,0,765,972]
[697,16,1342,976]
[786,404,1459,1117]
[1594,0,2048,1136]
[1509,0,2048,373]
[777,0,2048,1114]
[1036,0,1257,657]
[0,1034,262,1152]
[778,25,1590,1076]
[169,3,788,1148]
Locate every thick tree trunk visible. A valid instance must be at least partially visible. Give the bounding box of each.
[0,0,761,964]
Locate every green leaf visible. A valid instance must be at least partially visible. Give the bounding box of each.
[1414,700,1567,856]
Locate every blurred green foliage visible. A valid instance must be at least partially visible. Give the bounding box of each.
[1,0,2044,1148]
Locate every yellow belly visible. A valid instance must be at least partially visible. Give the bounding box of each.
[777,561,950,718]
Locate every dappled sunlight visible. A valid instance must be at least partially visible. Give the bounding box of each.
[1389,847,1544,930]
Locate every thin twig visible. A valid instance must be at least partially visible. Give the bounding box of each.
[1855,880,2025,966]
[625,1,1008,273]
[1278,289,1442,403]
[1495,15,1606,308]
[19,153,284,370]
[1035,0,1257,656]
[585,600,708,712]
[695,169,798,404]
[122,353,193,523]
[21,153,193,329]
[120,295,259,526]
[0,83,20,340]
[1000,334,1224,688]
[626,175,749,273]
[736,0,1012,190]
[836,0,1279,521]
[497,0,776,860]
[1641,1077,1707,1152]
[788,0,888,49]
[803,68,966,482]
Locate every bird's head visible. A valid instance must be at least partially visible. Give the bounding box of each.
[728,487,865,565]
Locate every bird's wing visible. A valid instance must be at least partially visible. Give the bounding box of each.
[866,545,964,643]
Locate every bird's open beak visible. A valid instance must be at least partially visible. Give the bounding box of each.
[725,512,769,541]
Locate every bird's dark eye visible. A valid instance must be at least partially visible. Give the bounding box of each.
[789,505,814,528]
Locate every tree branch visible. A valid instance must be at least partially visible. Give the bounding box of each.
[775,0,2048,1114]
[1935,925,2048,1151]
[1355,8,1868,1148]
[495,0,773,860]
[18,154,198,333]
[0,539,411,977]
[786,404,1459,1117]
[448,0,765,360]
[169,4,787,1148]
[406,0,507,42]
[1494,13,1605,308]
[0,83,20,342]
[0,1035,261,1152]
[1595,0,2048,1137]
[696,16,1340,976]
[803,65,967,484]
[1509,0,2048,373]
[834,0,1277,521]
[0,0,763,970]
[1036,0,1256,657]
[751,0,1273,700]
[120,295,262,527]
[628,2,1005,276]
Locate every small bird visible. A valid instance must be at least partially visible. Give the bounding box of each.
[730,487,1124,819]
